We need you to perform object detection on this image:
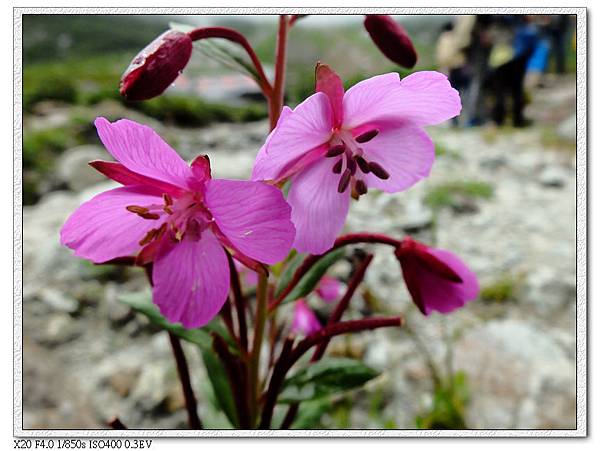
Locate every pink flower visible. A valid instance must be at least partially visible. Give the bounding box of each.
[395,237,479,315]
[252,64,461,254]
[291,300,322,336]
[60,117,295,328]
[316,275,342,303]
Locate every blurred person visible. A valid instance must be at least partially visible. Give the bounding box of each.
[461,15,493,127]
[485,16,537,127]
[435,20,471,126]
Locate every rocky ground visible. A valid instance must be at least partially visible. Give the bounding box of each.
[21,75,577,430]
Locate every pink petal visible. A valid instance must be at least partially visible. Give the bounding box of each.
[60,186,165,263]
[287,158,350,255]
[251,93,333,182]
[95,117,194,190]
[252,106,293,181]
[316,276,342,303]
[89,160,186,196]
[316,63,345,128]
[204,179,295,265]
[401,246,479,316]
[292,300,322,336]
[342,71,461,129]
[359,122,434,193]
[153,230,230,328]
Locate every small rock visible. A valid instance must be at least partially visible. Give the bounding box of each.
[556,114,576,142]
[56,145,108,191]
[38,287,79,313]
[538,166,568,188]
[42,314,80,345]
[109,368,141,398]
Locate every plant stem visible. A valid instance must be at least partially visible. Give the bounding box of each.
[168,332,203,429]
[227,252,248,352]
[261,316,403,428]
[187,26,272,97]
[312,253,374,360]
[269,15,290,130]
[248,273,269,427]
[107,417,127,429]
[270,233,402,311]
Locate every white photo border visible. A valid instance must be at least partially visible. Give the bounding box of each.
[13,6,587,438]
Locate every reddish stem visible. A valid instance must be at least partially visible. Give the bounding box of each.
[188,26,272,96]
[168,332,203,429]
[227,252,248,352]
[212,332,251,428]
[312,254,374,361]
[269,15,290,130]
[259,316,403,428]
[270,233,402,311]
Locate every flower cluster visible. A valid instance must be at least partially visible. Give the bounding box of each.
[61,64,477,329]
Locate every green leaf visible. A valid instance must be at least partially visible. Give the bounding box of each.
[281,248,346,304]
[278,358,379,404]
[291,399,331,429]
[118,291,212,347]
[118,291,239,427]
[275,252,305,297]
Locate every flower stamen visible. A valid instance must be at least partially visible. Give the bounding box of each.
[355,128,379,143]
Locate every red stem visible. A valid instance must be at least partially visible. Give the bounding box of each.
[188,26,272,97]
[227,252,248,352]
[269,15,290,130]
[280,254,374,428]
[259,316,403,428]
[270,233,402,311]
[168,332,203,429]
[312,254,374,361]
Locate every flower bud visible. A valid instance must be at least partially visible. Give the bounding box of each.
[395,237,479,315]
[120,30,193,101]
[364,15,417,69]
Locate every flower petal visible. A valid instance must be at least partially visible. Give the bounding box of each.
[287,158,350,254]
[60,185,165,263]
[359,122,434,193]
[251,93,333,181]
[292,300,322,336]
[316,63,345,128]
[252,106,292,181]
[316,276,342,303]
[89,160,186,196]
[343,71,461,128]
[401,247,479,316]
[153,230,230,328]
[204,179,295,265]
[95,117,194,190]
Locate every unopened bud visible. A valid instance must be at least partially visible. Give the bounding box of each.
[364,15,417,69]
[120,30,193,101]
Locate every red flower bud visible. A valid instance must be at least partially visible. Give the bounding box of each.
[120,30,193,101]
[395,237,479,316]
[364,15,417,69]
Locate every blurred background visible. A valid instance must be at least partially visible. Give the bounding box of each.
[22,14,577,429]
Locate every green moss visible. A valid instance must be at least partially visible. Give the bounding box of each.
[480,274,523,303]
[425,180,494,210]
[415,371,470,430]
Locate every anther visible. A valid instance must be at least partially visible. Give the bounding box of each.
[139,212,161,220]
[126,205,149,215]
[355,129,379,143]
[355,155,370,174]
[346,154,357,175]
[337,169,352,193]
[139,228,157,246]
[355,179,368,195]
[332,159,344,174]
[162,193,173,206]
[325,144,346,158]
[368,161,390,180]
